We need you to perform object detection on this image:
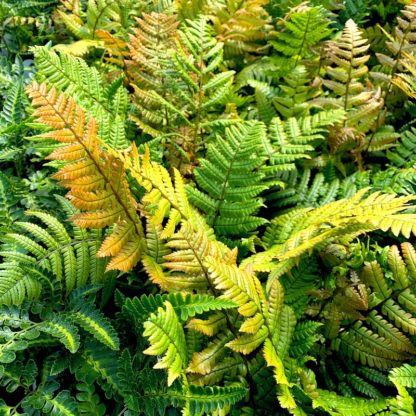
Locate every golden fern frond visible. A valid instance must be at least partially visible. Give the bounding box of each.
[210,0,272,57]
[26,82,145,272]
[205,257,266,319]
[96,29,129,68]
[245,188,416,272]
[126,13,179,112]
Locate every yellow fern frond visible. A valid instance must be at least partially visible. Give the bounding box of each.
[245,189,416,273]
[187,333,234,375]
[205,257,266,318]
[187,313,226,337]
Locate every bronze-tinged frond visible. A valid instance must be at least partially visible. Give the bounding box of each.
[96,29,129,68]
[26,82,145,272]
[317,19,385,165]
[210,0,272,57]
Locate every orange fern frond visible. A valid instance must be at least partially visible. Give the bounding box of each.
[26,82,145,272]
[96,29,129,68]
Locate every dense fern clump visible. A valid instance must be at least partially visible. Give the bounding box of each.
[2,1,416,415]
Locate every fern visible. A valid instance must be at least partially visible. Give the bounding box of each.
[143,301,187,386]
[128,14,236,172]
[186,121,268,236]
[33,47,130,149]
[387,127,416,167]
[208,0,272,58]
[0,198,113,300]
[123,292,237,326]
[27,82,145,272]
[248,188,416,273]
[270,4,332,75]
[318,19,384,161]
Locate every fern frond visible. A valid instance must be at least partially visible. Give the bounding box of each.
[187,332,234,375]
[187,121,268,236]
[209,0,272,58]
[205,257,265,319]
[271,4,332,74]
[246,189,416,272]
[38,316,80,353]
[70,303,119,350]
[313,390,390,415]
[124,292,237,326]
[33,47,129,149]
[143,301,187,386]
[167,384,248,414]
[27,82,145,272]
[318,18,383,157]
[389,364,416,388]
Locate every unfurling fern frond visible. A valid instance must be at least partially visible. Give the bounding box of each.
[26,82,145,272]
[186,122,268,236]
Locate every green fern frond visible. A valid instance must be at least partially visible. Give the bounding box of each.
[123,292,237,326]
[273,65,321,118]
[387,127,416,167]
[313,390,390,415]
[167,384,248,414]
[38,316,80,353]
[270,4,332,74]
[70,303,119,350]
[143,301,187,386]
[187,122,268,236]
[1,205,112,299]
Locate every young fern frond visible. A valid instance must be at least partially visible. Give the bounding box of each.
[318,19,384,158]
[26,82,145,272]
[126,12,180,137]
[128,14,236,172]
